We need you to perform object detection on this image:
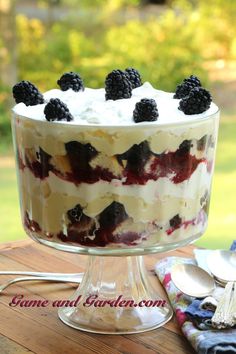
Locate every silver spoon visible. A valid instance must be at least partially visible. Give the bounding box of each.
[207,250,236,283]
[0,274,83,294]
[171,263,216,298]
[212,275,226,287]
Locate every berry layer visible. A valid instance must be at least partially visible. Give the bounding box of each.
[20,137,213,184]
[24,208,207,247]
[19,164,209,231]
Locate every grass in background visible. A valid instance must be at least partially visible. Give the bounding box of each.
[0,161,25,242]
[196,118,236,249]
[0,118,235,248]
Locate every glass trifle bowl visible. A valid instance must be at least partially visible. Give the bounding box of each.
[11,75,219,334]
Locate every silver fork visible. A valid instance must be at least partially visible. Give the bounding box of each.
[0,271,83,277]
[0,274,84,293]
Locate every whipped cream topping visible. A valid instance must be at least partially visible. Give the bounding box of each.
[13,82,218,126]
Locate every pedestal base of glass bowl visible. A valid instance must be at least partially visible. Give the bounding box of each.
[58,255,173,334]
[29,232,203,334]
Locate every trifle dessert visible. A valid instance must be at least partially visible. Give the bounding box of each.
[12,69,219,254]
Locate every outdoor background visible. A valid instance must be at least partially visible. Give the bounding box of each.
[0,0,235,249]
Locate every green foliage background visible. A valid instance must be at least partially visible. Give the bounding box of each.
[1,0,236,149]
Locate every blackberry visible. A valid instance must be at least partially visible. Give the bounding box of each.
[12,81,44,106]
[37,147,52,174]
[184,75,201,87]
[99,202,128,229]
[179,87,212,115]
[177,140,192,154]
[105,69,132,100]
[67,204,83,223]
[174,82,196,99]
[117,141,151,173]
[65,141,97,165]
[65,141,98,177]
[125,68,142,89]
[44,98,73,122]
[57,72,84,92]
[133,98,159,123]
[174,75,201,99]
[169,214,182,228]
[26,147,52,179]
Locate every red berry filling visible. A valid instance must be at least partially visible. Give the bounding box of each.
[24,212,41,233]
[19,136,212,185]
[24,202,207,247]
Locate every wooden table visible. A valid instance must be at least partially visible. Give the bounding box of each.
[0,240,196,354]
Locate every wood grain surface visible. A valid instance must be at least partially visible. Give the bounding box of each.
[0,240,196,354]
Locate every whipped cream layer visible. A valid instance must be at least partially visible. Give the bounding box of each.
[13,82,218,126]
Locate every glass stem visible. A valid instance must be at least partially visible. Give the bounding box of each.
[58,255,173,334]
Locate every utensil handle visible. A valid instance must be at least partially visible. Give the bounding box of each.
[0,271,83,278]
[1,275,83,292]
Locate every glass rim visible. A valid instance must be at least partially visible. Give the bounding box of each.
[12,107,220,130]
